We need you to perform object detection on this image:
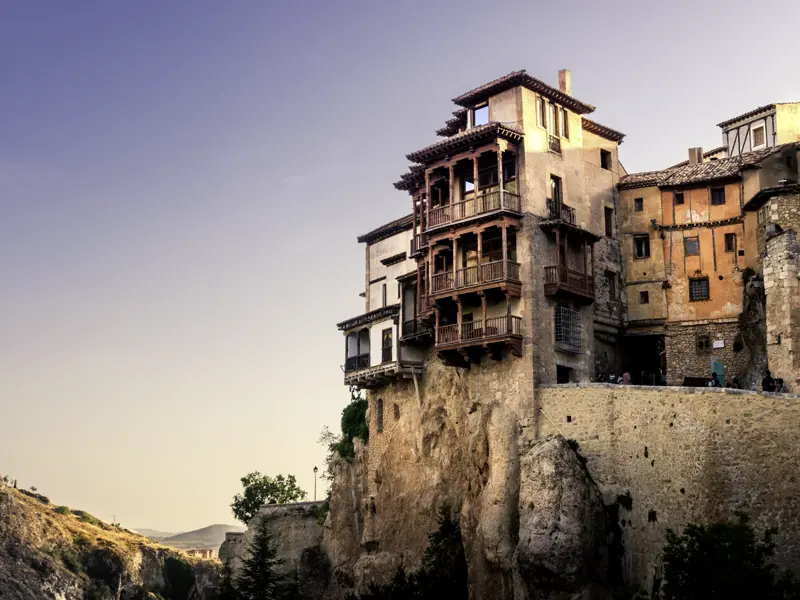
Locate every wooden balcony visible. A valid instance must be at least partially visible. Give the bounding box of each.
[544,265,595,303]
[546,199,575,225]
[410,233,428,256]
[426,190,521,231]
[435,315,522,353]
[344,354,370,373]
[429,260,521,297]
[343,358,424,389]
[400,319,432,342]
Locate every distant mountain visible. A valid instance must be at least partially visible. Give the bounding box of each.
[132,528,181,540]
[159,524,245,550]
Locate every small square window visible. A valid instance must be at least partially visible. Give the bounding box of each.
[473,104,489,127]
[640,291,650,304]
[600,149,612,170]
[711,188,726,206]
[752,125,766,149]
[689,277,710,302]
[724,233,737,252]
[674,192,684,205]
[634,234,650,258]
[696,334,712,354]
[634,197,644,212]
[684,236,700,256]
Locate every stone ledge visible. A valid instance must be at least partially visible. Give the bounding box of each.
[536,382,800,399]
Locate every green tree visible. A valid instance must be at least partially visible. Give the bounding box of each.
[231,473,307,524]
[662,513,800,600]
[237,518,289,600]
[217,560,240,600]
[416,505,468,599]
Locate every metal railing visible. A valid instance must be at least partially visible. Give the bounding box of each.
[546,199,576,225]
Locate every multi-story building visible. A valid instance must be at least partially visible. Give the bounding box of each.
[619,137,799,385]
[339,69,627,391]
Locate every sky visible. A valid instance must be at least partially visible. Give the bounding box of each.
[1,0,799,532]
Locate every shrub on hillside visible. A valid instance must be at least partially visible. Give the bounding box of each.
[54,505,71,515]
[19,489,50,504]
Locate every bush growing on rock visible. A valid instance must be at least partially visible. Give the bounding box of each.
[231,473,307,524]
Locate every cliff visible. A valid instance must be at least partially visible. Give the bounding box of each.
[0,484,219,599]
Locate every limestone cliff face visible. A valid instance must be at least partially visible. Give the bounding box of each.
[0,485,219,600]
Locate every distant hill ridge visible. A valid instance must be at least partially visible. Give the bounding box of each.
[158,524,245,550]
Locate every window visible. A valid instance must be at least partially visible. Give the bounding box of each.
[536,97,545,128]
[689,277,710,302]
[696,334,712,354]
[634,197,644,212]
[463,176,475,194]
[382,283,387,307]
[600,149,612,170]
[376,398,384,433]
[393,403,400,420]
[473,104,489,127]
[683,236,700,256]
[547,103,559,135]
[752,124,766,149]
[639,291,650,304]
[381,328,393,363]
[711,187,726,205]
[554,304,581,354]
[503,159,517,182]
[550,175,563,204]
[606,271,616,299]
[724,233,737,252]
[604,207,614,237]
[561,108,569,139]
[634,234,650,258]
[674,192,684,205]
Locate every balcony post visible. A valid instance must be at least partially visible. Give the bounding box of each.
[497,149,504,207]
[425,170,431,228]
[434,307,440,345]
[590,242,595,293]
[427,246,433,297]
[456,297,463,342]
[411,192,418,252]
[502,224,508,279]
[449,165,455,219]
[473,156,480,209]
[416,262,422,314]
[452,237,458,288]
[555,228,561,285]
[480,292,487,334]
[505,291,511,334]
[477,229,483,282]
[583,242,588,292]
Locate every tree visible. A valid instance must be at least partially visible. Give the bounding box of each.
[231,473,307,524]
[416,505,468,599]
[237,518,290,600]
[217,560,240,600]
[662,513,800,600]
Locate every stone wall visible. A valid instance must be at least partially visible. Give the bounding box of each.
[763,229,800,390]
[535,383,800,592]
[664,319,751,386]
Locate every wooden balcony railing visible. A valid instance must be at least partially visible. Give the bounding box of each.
[410,233,428,255]
[543,265,594,298]
[433,260,521,296]
[344,354,370,372]
[425,190,521,230]
[546,199,576,225]
[436,315,522,347]
[548,135,561,154]
[401,319,430,338]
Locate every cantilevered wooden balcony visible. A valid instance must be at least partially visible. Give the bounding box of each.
[543,265,595,303]
[429,260,521,298]
[435,315,522,355]
[343,359,424,389]
[427,190,521,230]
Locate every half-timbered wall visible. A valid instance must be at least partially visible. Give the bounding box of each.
[723,111,776,157]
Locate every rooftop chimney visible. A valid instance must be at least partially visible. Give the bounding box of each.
[558,69,571,96]
[688,147,703,165]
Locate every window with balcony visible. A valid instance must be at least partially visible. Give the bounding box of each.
[550,175,563,204]
[689,277,710,302]
[600,149,612,170]
[684,236,700,256]
[725,233,737,252]
[711,187,726,205]
[555,304,581,354]
[345,329,370,372]
[381,328,393,363]
[634,234,650,258]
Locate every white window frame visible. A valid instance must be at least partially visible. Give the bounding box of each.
[751,122,767,150]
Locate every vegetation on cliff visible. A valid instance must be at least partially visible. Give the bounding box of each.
[231,473,307,524]
[319,387,368,488]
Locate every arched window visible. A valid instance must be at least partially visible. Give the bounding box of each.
[376,398,384,433]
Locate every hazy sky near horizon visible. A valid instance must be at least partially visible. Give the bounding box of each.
[1,0,799,531]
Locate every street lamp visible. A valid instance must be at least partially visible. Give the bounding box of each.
[313,466,318,501]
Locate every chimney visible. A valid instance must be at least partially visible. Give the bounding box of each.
[688,147,703,165]
[558,69,571,96]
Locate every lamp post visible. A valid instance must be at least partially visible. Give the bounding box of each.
[313,466,318,501]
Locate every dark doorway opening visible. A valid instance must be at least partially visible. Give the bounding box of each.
[621,334,664,385]
[557,364,573,383]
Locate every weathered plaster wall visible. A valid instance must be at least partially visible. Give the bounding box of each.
[367,230,414,309]
[776,103,800,145]
[535,384,800,590]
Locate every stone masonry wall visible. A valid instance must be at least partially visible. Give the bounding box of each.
[664,320,751,386]
[534,383,800,593]
[763,229,800,390]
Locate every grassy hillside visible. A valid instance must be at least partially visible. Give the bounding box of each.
[160,524,245,550]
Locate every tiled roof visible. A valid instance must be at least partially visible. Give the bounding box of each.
[581,117,625,143]
[337,304,400,331]
[669,146,727,169]
[393,164,425,191]
[406,122,524,164]
[717,104,776,128]
[436,109,468,137]
[743,182,800,211]
[451,70,596,115]
[619,143,798,190]
[357,213,413,244]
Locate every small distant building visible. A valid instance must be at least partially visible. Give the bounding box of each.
[719,103,800,157]
[184,548,216,559]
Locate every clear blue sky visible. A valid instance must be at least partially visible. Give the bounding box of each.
[1,0,798,531]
